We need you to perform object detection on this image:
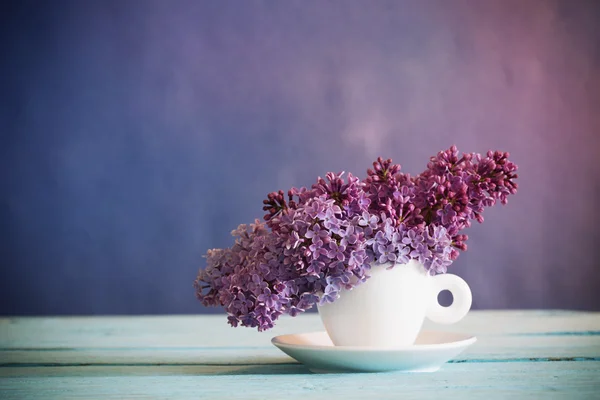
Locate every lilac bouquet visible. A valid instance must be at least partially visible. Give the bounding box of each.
[195,146,518,331]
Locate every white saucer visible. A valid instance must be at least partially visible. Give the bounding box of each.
[271,330,476,373]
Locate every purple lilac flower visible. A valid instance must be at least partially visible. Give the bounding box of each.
[410,243,432,265]
[402,229,423,248]
[340,225,359,245]
[287,231,304,249]
[348,249,367,267]
[382,244,398,263]
[232,292,253,314]
[412,146,518,249]
[307,259,325,275]
[327,242,346,261]
[297,292,319,310]
[437,204,457,226]
[358,212,379,229]
[320,284,339,305]
[395,244,411,264]
[307,236,325,256]
[287,306,302,317]
[195,146,518,331]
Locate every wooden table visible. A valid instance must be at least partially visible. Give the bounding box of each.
[1,311,599,399]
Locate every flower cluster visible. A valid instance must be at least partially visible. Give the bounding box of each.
[194,146,518,331]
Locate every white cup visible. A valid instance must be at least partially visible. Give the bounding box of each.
[317,259,472,347]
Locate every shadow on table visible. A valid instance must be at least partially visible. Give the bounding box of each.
[0,363,316,378]
[210,363,313,375]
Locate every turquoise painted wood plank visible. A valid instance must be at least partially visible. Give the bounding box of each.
[2,335,599,365]
[1,311,599,349]
[1,362,599,400]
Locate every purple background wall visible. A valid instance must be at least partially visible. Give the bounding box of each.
[1,0,599,315]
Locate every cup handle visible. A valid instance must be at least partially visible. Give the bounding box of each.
[426,273,472,324]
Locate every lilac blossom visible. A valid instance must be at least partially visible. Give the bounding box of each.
[377,244,397,263]
[195,146,518,331]
[320,284,339,305]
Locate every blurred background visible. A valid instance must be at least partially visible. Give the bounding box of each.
[1,0,599,315]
